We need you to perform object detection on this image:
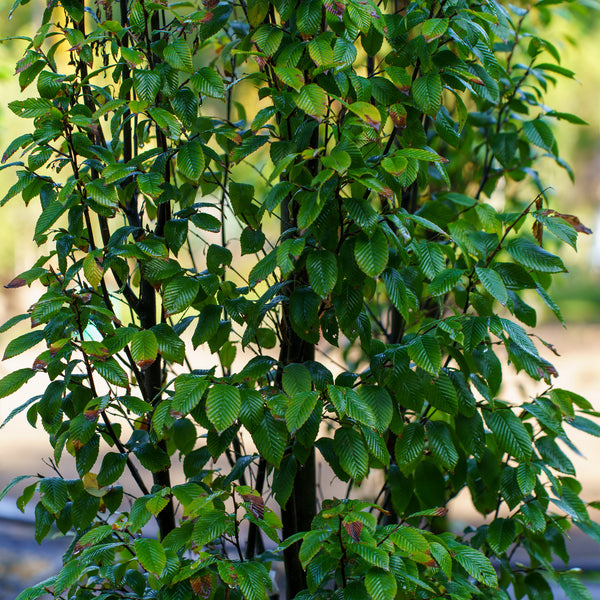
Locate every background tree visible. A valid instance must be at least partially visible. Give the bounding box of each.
[1,0,599,599]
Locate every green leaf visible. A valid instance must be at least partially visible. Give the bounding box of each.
[0,368,36,398]
[234,561,270,600]
[177,139,205,182]
[557,572,593,600]
[130,330,158,369]
[427,421,458,471]
[487,518,516,555]
[484,409,532,462]
[282,363,312,397]
[349,101,382,131]
[505,238,565,273]
[412,73,442,116]
[172,374,209,414]
[191,507,229,546]
[151,323,185,364]
[40,477,68,515]
[408,335,441,375]
[0,313,29,334]
[333,37,357,69]
[85,179,119,211]
[138,172,164,198]
[476,266,508,306]
[191,67,226,99]
[0,474,33,502]
[296,84,327,121]
[429,268,464,296]
[535,436,575,475]
[97,452,127,487]
[335,427,369,482]
[357,386,392,434]
[395,423,425,469]
[247,0,269,26]
[253,412,287,467]
[354,230,389,277]
[299,529,332,567]
[54,559,82,594]
[523,119,555,152]
[133,69,161,103]
[365,569,397,600]
[453,546,498,587]
[297,0,322,35]
[34,200,68,240]
[3,329,45,359]
[289,287,321,344]
[347,542,390,570]
[422,18,449,41]
[252,24,284,56]
[381,268,411,322]
[163,276,200,316]
[274,66,304,92]
[500,318,539,358]
[381,154,408,177]
[206,384,241,433]
[414,241,445,280]
[163,38,193,73]
[308,36,334,67]
[135,538,166,576]
[390,526,429,555]
[307,250,338,298]
[93,357,129,387]
[286,391,319,432]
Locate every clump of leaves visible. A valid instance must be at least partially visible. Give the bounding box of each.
[0,0,598,599]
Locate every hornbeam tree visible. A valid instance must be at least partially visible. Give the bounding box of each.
[1,0,599,599]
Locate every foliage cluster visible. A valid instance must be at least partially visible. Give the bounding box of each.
[1,0,599,599]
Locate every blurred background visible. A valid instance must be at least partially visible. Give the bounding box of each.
[1,2,600,597]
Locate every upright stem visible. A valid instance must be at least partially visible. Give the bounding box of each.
[277,125,319,599]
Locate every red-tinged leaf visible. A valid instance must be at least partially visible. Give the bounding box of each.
[5,277,26,288]
[201,11,213,23]
[343,520,363,542]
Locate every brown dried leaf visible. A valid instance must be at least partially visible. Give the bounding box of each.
[190,574,212,598]
[388,105,407,129]
[84,410,100,421]
[533,220,543,246]
[343,520,363,542]
[242,493,265,519]
[5,277,26,289]
[538,337,560,356]
[136,358,156,371]
[324,0,345,20]
[540,209,593,234]
[253,55,267,70]
[32,358,47,371]
[535,195,543,211]
[135,417,150,431]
